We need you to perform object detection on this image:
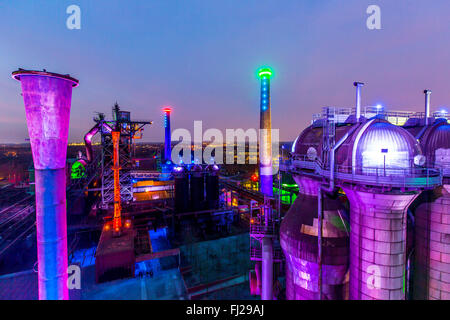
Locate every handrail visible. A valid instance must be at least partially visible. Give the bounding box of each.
[283,156,442,188]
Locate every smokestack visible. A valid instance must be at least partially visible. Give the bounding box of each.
[257,67,274,301]
[12,69,78,300]
[354,82,365,123]
[163,107,172,162]
[258,67,273,197]
[424,90,432,126]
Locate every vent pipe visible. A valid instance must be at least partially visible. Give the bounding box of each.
[354,82,365,123]
[424,90,432,126]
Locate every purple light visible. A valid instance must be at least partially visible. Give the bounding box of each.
[13,69,78,300]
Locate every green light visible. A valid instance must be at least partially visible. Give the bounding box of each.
[258,67,273,79]
[71,161,86,179]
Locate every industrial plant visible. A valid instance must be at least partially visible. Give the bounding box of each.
[0,65,447,301]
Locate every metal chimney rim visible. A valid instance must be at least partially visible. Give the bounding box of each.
[11,69,79,87]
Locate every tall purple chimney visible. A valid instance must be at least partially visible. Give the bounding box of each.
[12,69,79,300]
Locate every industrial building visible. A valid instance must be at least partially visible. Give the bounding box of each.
[0,67,448,301]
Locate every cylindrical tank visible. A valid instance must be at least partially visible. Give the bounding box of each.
[413,121,450,300]
[280,176,349,300]
[205,164,220,210]
[339,120,422,300]
[173,166,189,213]
[190,164,205,211]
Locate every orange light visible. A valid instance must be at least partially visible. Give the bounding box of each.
[162,106,172,113]
[104,224,110,231]
[112,131,122,233]
[250,219,255,224]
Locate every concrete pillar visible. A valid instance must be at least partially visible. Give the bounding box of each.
[414,187,450,300]
[35,169,68,299]
[13,69,78,300]
[343,188,418,300]
[261,237,273,300]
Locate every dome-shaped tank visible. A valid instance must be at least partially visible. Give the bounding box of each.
[422,121,450,171]
[413,120,450,300]
[352,120,421,175]
[280,176,349,300]
[292,124,354,162]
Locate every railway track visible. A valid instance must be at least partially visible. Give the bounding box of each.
[0,197,36,257]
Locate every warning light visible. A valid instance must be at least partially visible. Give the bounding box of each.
[250,218,255,224]
[251,174,258,182]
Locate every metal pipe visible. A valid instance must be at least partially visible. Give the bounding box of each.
[84,122,112,163]
[261,237,273,300]
[424,90,432,126]
[12,69,78,300]
[354,82,365,123]
[317,187,323,300]
[415,90,432,140]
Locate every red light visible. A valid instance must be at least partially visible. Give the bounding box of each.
[251,174,258,182]
[250,219,255,224]
[162,107,172,113]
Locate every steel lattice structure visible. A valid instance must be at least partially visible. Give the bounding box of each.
[100,104,152,208]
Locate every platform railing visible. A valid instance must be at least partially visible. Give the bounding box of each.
[250,224,277,237]
[283,155,442,189]
[250,247,283,262]
[312,107,447,124]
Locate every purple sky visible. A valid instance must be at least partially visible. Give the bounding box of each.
[0,0,449,143]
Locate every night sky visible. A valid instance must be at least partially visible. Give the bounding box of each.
[1,0,449,143]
